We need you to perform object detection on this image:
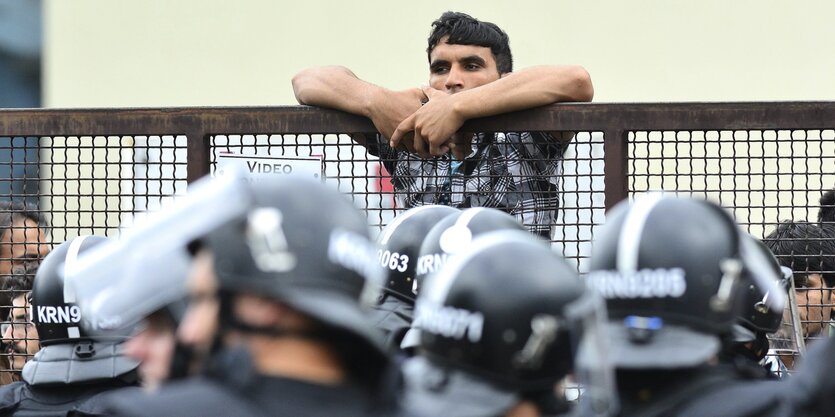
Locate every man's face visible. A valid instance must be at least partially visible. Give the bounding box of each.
[428,37,502,94]
[124,311,177,391]
[1,293,39,371]
[795,273,832,342]
[177,249,219,367]
[0,218,50,276]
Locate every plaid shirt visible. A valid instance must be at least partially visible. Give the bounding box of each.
[368,132,566,237]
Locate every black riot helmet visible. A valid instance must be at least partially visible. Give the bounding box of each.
[414,207,526,293]
[203,176,386,363]
[737,233,788,335]
[405,230,615,416]
[31,235,109,345]
[585,194,783,370]
[376,205,459,304]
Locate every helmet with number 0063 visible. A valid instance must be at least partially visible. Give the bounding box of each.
[584,194,784,370]
[376,205,459,304]
[404,230,615,417]
[31,235,110,345]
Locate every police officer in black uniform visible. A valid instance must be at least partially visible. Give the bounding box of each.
[0,235,139,416]
[584,194,835,417]
[371,205,458,352]
[403,229,615,417]
[99,174,406,417]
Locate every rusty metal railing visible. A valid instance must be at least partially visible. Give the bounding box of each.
[1,102,834,379]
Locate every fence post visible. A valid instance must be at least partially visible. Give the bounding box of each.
[186,130,211,184]
[603,129,628,211]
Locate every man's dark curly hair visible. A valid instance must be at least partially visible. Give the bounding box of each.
[0,200,48,242]
[820,188,835,226]
[763,220,835,287]
[427,11,513,74]
[0,263,37,322]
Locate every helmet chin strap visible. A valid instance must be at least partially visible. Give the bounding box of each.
[167,341,194,381]
[731,332,769,362]
[217,292,330,343]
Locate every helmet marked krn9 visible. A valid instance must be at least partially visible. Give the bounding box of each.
[31,235,109,345]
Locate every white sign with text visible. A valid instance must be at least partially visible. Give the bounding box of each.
[215,153,323,181]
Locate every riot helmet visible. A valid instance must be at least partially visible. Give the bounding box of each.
[31,235,109,345]
[414,207,526,293]
[585,194,782,370]
[737,233,788,335]
[376,205,459,305]
[202,176,386,364]
[24,235,140,386]
[405,230,615,416]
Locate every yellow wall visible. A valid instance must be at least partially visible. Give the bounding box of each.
[39,1,835,245]
[44,0,835,107]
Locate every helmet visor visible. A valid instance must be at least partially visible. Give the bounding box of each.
[768,270,806,361]
[739,235,787,312]
[67,171,253,334]
[569,291,618,417]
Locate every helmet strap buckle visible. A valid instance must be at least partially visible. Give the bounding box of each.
[513,314,558,369]
[710,258,742,312]
[74,341,96,359]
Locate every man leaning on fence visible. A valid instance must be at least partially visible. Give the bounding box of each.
[292,11,593,237]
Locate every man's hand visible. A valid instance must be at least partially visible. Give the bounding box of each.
[367,88,427,142]
[449,132,475,161]
[390,86,466,159]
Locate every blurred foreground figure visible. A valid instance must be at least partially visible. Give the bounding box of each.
[0,236,139,416]
[94,174,406,417]
[404,230,616,417]
[66,174,259,391]
[587,194,835,417]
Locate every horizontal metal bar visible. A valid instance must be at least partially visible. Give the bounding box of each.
[3,102,835,137]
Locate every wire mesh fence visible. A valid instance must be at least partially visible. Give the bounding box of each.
[209,131,606,273]
[0,103,833,383]
[0,131,187,382]
[628,128,835,373]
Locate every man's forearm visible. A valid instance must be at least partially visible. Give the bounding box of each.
[452,65,594,121]
[293,66,426,141]
[291,66,380,118]
[390,65,593,156]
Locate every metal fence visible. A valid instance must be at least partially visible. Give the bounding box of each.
[0,102,833,381]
